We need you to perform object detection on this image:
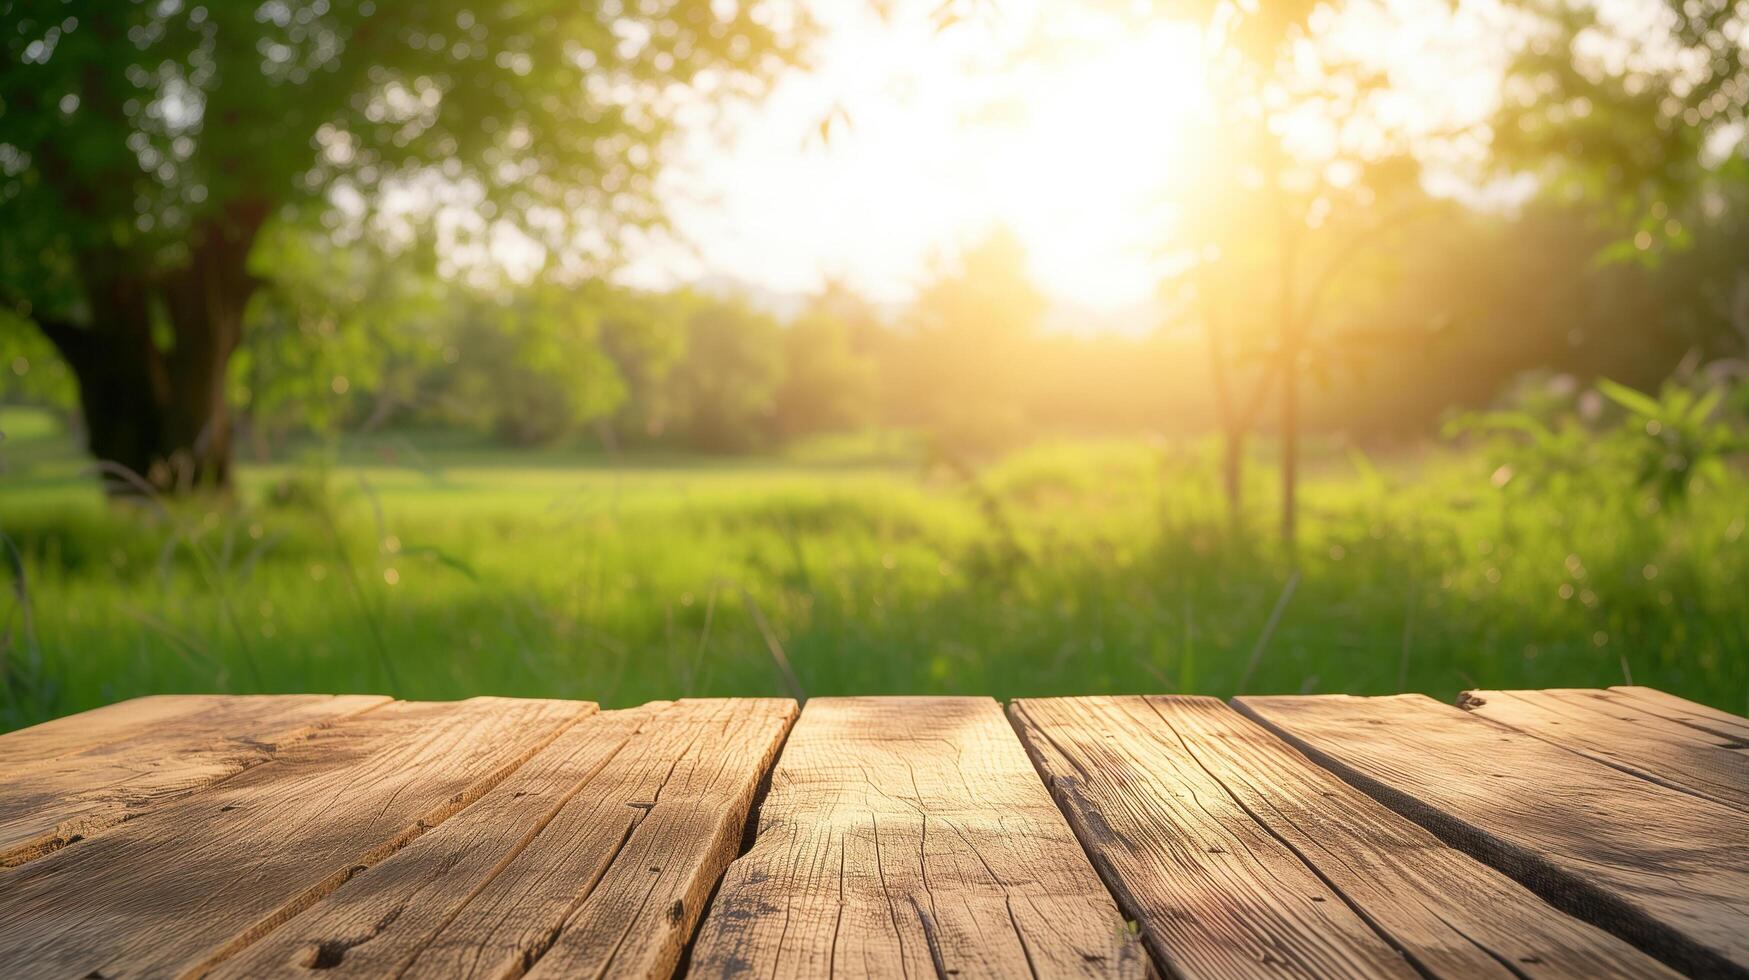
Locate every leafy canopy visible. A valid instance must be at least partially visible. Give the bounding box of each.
[1494,0,1749,242]
[0,0,808,313]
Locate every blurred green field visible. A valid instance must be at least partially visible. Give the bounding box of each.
[2,406,1745,730]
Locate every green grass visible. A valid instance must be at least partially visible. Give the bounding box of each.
[3,408,1746,730]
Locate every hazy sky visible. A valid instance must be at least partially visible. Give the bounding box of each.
[617,0,1509,314]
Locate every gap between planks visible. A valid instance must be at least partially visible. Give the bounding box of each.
[1011,695,1676,980]
[215,697,796,980]
[687,696,1147,979]
[1238,693,1749,979]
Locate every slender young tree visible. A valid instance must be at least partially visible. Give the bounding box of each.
[1158,0,1430,547]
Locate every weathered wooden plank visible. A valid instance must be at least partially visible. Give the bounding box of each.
[1462,688,1749,812]
[1608,686,1749,742]
[1013,696,1414,979]
[0,694,385,769]
[688,696,1145,980]
[1237,693,1749,978]
[215,698,794,980]
[521,698,795,979]
[0,696,588,979]
[1027,696,1675,979]
[0,695,225,766]
[0,693,390,866]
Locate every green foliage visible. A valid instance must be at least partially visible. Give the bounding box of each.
[659,294,785,451]
[0,0,807,309]
[597,290,689,441]
[0,0,808,494]
[236,228,446,445]
[0,311,75,411]
[1446,372,1745,511]
[1493,0,1748,240]
[774,308,878,439]
[443,285,627,446]
[4,433,1746,730]
[1596,377,1743,507]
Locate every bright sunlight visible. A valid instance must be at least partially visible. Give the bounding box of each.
[630,0,1502,314]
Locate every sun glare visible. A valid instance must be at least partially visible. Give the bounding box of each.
[970,24,1210,310]
[628,4,1214,314]
[623,0,1500,320]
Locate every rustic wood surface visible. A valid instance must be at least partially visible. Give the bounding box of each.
[1461,687,1749,811]
[0,687,1745,979]
[0,694,307,767]
[0,693,388,866]
[0,697,586,979]
[1013,696,1417,979]
[1238,693,1749,979]
[1014,695,1678,980]
[1608,685,1749,741]
[215,698,794,979]
[687,696,1145,979]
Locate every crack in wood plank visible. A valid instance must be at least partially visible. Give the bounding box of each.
[687,696,1143,979]
[214,698,794,980]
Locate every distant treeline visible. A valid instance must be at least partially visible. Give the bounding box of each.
[6,192,1746,457]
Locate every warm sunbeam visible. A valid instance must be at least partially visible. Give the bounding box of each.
[625,0,1503,317]
[625,4,1215,313]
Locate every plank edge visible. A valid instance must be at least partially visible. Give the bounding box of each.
[1230,695,1738,980]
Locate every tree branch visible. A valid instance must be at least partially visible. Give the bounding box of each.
[1294,199,1441,334]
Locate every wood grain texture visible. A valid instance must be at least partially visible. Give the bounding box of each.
[1462,688,1749,811]
[1238,693,1749,979]
[0,693,389,866]
[1016,696,1413,980]
[1608,686,1749,742]
[688,696,1145,980]
[1019,696,1674,979]
[0,696,588,979]
[214,697,795,980]
[522,698,795,980]
[0,695,232,766]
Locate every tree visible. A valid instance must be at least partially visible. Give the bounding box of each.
[774,292,879,439]
[235,226,445,455]
[1157,0,1429,546]
[1493,0,1748,241]
[898,228,1046,454]
[596,288,689,445]
[661,293,785,452]
[443,283,628,446]
[0,0,805,495]
[1493,0,1749,370]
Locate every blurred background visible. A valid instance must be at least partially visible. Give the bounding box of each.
[3,0,1747,728]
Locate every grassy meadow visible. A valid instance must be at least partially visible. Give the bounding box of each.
[2,406,1746,730]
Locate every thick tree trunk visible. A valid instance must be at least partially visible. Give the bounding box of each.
[39,210,263,498]
[49,303,239,497]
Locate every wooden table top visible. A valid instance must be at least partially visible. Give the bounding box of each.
[1,687,1743,978]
